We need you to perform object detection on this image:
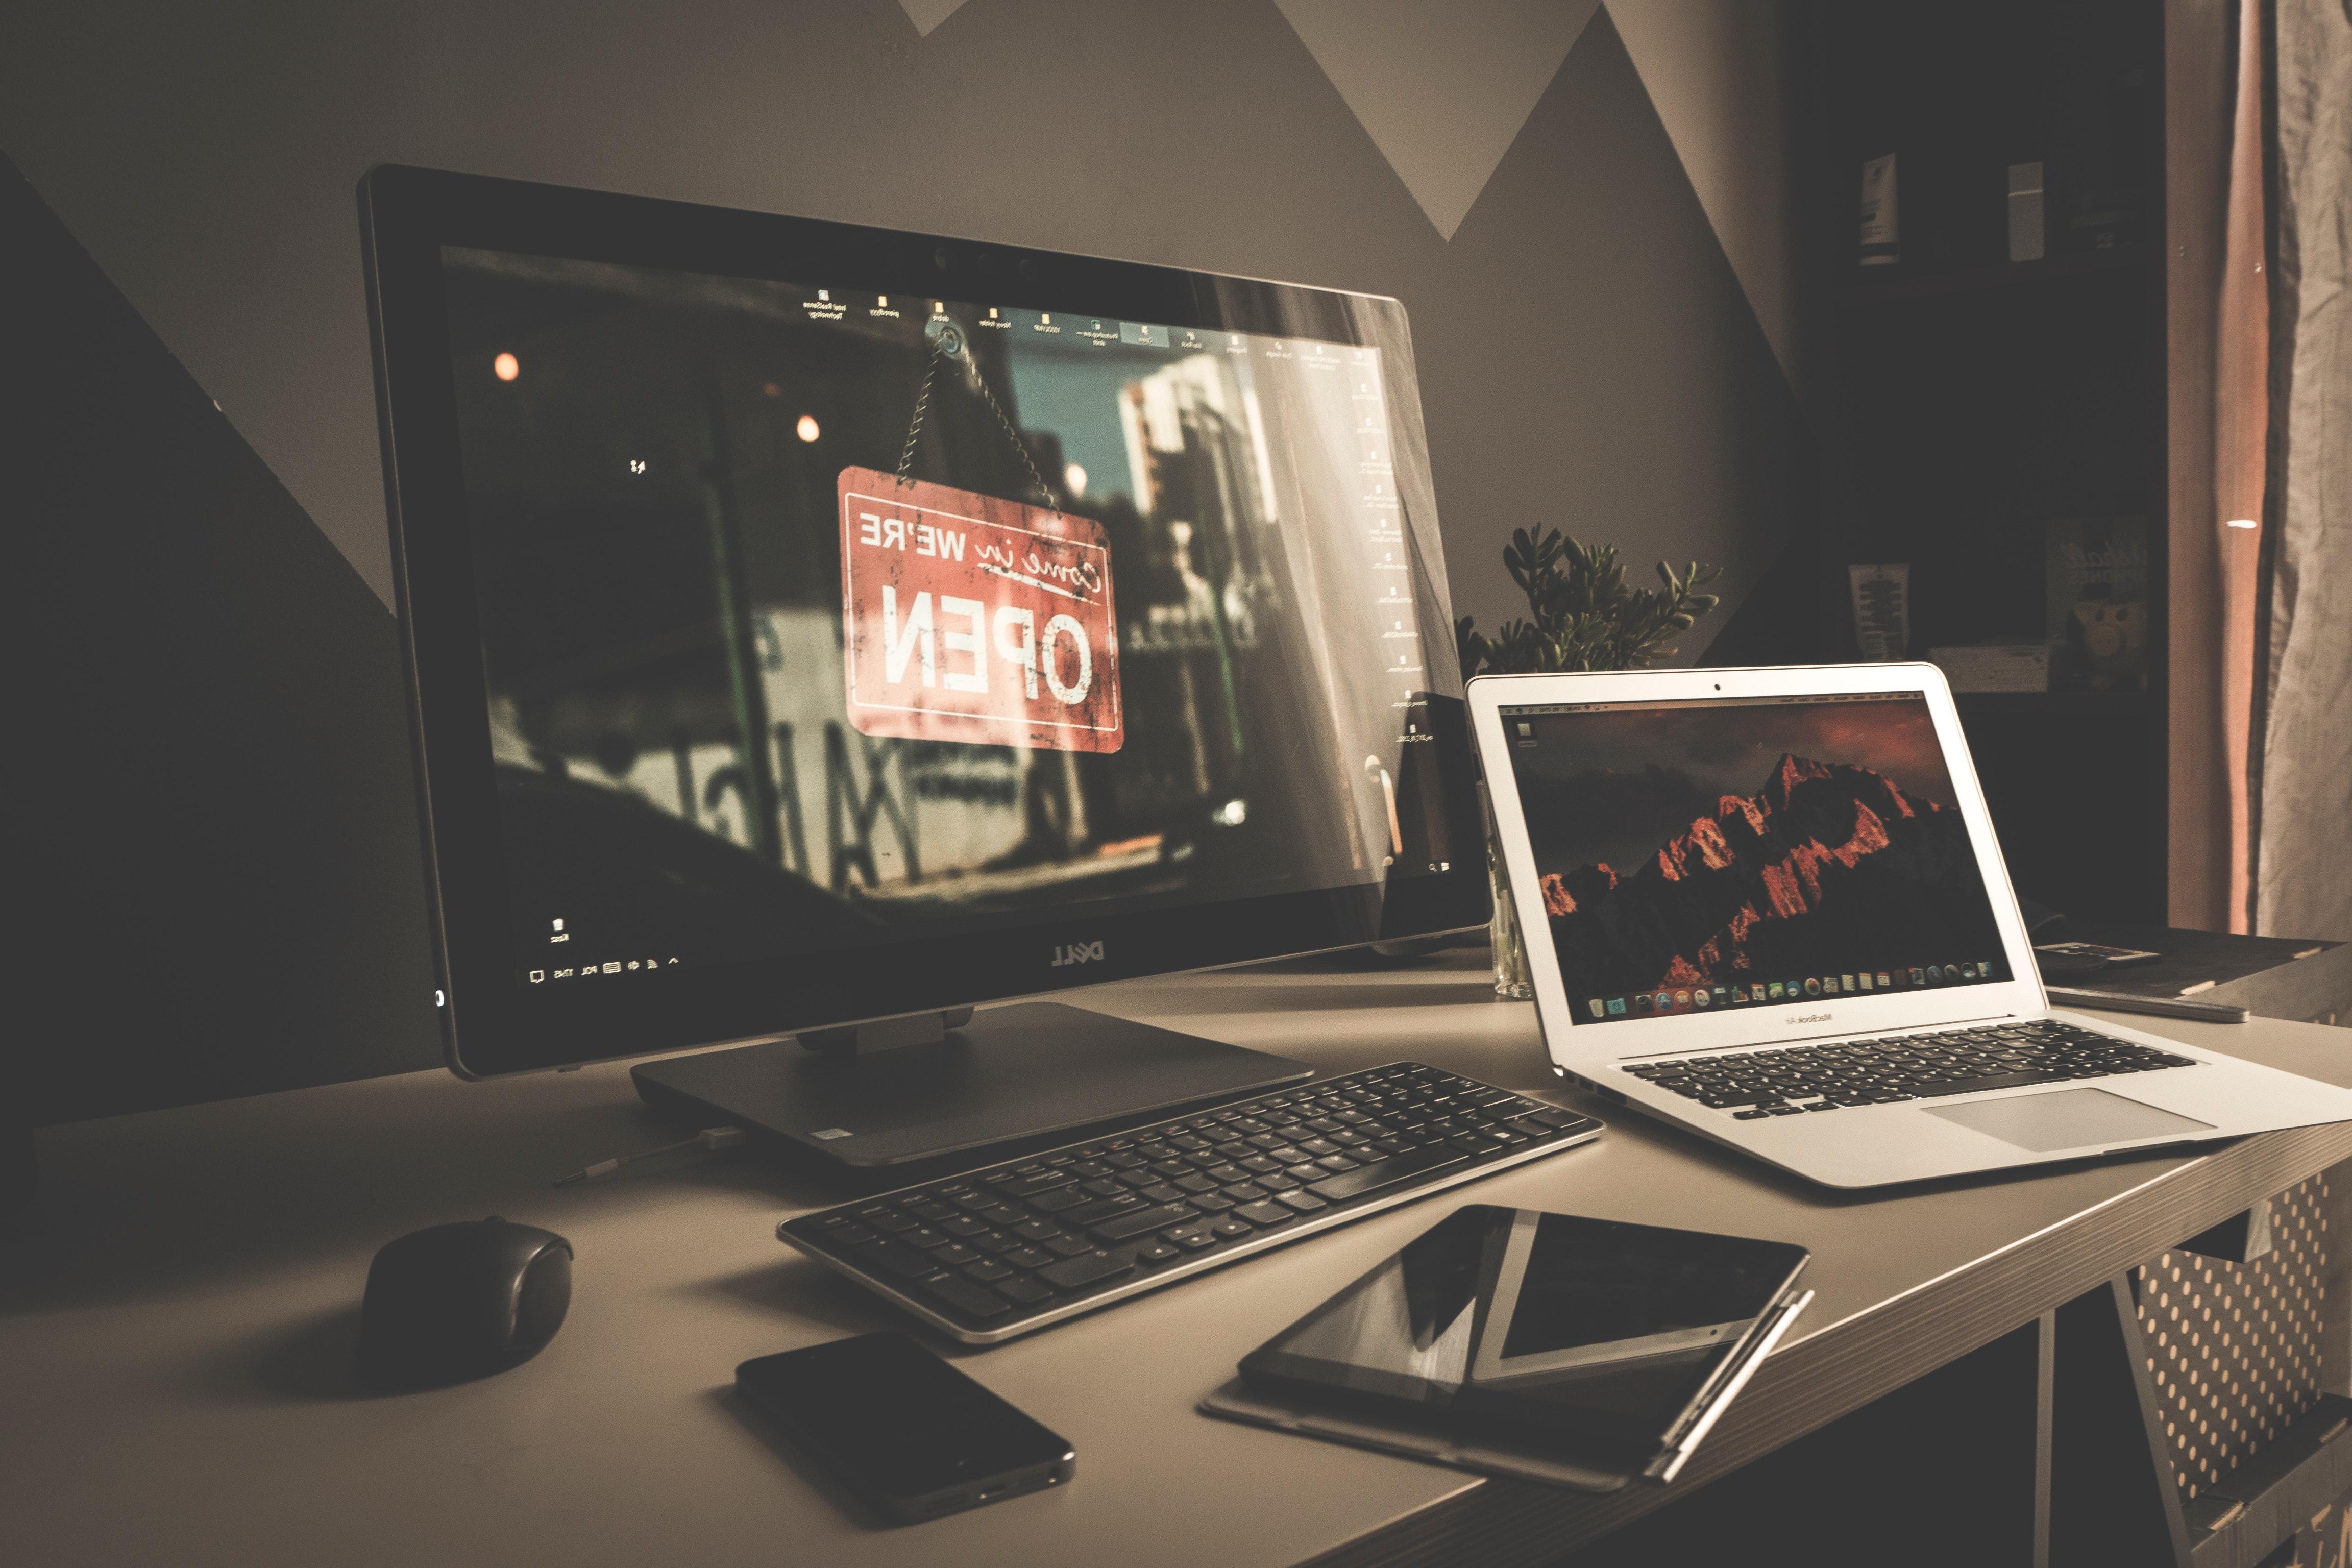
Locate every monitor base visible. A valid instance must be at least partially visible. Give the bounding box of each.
[629,1001,1313,1179]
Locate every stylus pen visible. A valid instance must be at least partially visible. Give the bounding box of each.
[1648,1289,1815,1484]
[2045,988,2251,1024]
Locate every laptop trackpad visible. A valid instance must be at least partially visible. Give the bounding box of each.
[1925,1088,2215,1153]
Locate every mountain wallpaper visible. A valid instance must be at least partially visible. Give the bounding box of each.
[1510,699,2011,1004]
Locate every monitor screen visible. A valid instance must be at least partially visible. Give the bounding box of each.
[433,247,1466,996]
[1497,692,2013,1025]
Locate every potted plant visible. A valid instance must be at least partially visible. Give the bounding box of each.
[1456,529,1721,997]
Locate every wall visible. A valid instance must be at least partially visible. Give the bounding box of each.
[3,0,1807,1119]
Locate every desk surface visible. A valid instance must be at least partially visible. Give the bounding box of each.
[8,953,2352,1568]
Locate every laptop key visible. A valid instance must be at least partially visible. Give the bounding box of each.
[1912,1070,2071,1098]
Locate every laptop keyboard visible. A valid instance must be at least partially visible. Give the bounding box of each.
[1621,1019,2199,1118]
[780,1063,1601,1342]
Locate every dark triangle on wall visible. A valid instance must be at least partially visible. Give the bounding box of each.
[6,151,439,1125]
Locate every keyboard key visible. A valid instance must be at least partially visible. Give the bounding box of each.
[922,1273,1013,1318]
[1275,1189,1330,1213]
[939,1215,988,1238]
[996,1277,1054,1305]
[1043,1234,1095,1258]
[1012,1219,1060,1241]
[962,1259,1014,1282]
[1234,1201,1293,1226]
[1065,1195,1146,1225]
[1191,1193,1236,1213]
[869,1211,919,1234]
[1003,1245,1055,1270]
[1090,1204,1196,1241]
[1212,1219,1254,1240]
[979,1205,1025,1227]
[849,1239,942,1281]
[1308,1146,1467,1203]
[1133,1243,1181,1264]
[1032,1187,1091,1213]
[991,1169,1076,1199]
[930,1243,980,1265]
[1039,1252,1135,1291]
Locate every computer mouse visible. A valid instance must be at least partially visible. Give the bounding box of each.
[357,1216,572,1388]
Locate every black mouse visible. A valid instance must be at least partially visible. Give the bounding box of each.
[357,1216,572,1388]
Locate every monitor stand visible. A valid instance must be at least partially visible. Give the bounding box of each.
[629,1001,1314,1179]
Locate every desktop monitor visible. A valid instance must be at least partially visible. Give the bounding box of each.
[361,166,1483,1165]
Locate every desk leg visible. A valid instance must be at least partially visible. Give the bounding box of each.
[2048,1277,2192,1568]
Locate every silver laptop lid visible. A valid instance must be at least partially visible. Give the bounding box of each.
[1467,664,2048,1065]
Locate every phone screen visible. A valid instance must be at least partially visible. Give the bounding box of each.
[737,1333,1073,1522]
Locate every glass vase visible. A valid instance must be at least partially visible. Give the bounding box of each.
[1488,831,1534,999]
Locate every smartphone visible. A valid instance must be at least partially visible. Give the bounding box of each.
[735,1333,1074,1524]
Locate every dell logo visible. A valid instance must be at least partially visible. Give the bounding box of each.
[1787,1012,1832,1025]
[1052,940,1106,968]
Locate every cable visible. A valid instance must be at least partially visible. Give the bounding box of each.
[554,1125,746,1188]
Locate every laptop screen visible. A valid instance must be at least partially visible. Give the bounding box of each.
[1497,692,2014,1026]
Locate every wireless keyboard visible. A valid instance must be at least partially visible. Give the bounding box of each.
[778,1062,1604,1343]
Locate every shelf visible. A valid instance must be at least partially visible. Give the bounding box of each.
[1951,689,2158,716]
[1850,247,2154,307]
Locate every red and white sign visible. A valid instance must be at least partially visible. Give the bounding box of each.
[839,467,1122,753]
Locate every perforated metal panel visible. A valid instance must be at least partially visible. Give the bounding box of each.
[2136,1177,2332,1500]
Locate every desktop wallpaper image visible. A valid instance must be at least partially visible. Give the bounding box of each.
[1508,698,2012,1015]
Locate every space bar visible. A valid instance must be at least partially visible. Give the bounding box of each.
[1910,1069,2072,1098]
[1309,1147,1467,1203]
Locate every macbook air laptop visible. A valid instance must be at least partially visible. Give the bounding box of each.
[1468,663,2352,1188]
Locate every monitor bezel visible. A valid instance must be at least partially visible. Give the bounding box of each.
[360,164,1486,1079]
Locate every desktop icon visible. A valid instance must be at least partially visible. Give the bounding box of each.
[1803,978,1821,997]
[1656,992,1674,1012]
[1878,971,1893,989]
[1858,972,1873,991]
[1589,998,1605,1018]
[1842,974,1857,993]
[1910,967,1926,986]
[1675,990,1691,1008]
[1768,981,1784,999]
[1607,997,1627,1016]
[1633,994,1652,1013]
[1712,985,1730,1006]
[1694,989,1711,1008]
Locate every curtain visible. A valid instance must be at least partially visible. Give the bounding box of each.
[2217,0,2269,930]
[2251,0,2352,941]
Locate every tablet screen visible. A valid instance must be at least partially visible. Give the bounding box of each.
[1239,1207,1807,1462]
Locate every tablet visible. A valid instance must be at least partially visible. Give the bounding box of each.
[1236,1206,1809,1476]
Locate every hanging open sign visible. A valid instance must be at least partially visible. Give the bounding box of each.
[839,467,1123,753]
